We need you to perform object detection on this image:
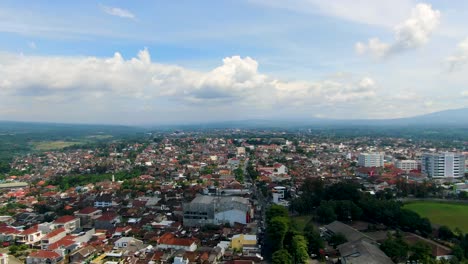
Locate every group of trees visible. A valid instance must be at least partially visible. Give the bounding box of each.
[292,179,433,237]
[48,166,148,190]
[266,205,312,264]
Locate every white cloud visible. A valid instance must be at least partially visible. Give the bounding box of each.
[0,49,380,122]
[446,38,468,71]
[356,3,440,58]
[100,4,135,19]
[462,90,468,97]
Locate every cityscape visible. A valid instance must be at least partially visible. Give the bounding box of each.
[1,1,468,264]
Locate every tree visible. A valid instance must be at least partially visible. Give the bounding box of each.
[324,181,361,202]
[272,249,292,264]
[266,204,289,225]
[409,241,432,263]
[0,161,10,174]
[335,200,362,221]
[380,233,409,263]
[267,216,290,252]
[438,226,454,241]
[316,201,337,224]
[304,222,324,255]
[329,233,347,248]
[292,235,309,264]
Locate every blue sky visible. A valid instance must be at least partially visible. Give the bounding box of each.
[0,0,467,124]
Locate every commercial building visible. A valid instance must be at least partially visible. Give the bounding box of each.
[395,160,419,172]
[421,152,465,178]
[183,196,252,227]
[358,153,384,168]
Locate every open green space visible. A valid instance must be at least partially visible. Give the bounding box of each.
[32,141,82,151]
[403,201,468,233]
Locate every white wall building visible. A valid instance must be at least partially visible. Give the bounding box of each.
[395,160,419,172]
[183,196,251,227]
[421,152,465,178]
[358,153,384,167]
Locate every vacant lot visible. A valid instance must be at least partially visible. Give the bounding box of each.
[32,141,81,151]
[403,201,468,233]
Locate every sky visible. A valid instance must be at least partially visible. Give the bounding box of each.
[0,0,468,125]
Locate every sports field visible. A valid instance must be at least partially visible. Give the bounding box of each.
[32,141,81,151]
[403,201,468,233]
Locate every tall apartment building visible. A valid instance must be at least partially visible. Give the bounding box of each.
[395,160,419,172]
[421,152,465,178]
[358,153,384,168]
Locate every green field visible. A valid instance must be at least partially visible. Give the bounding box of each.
[32,141,81,151]
[403,201,468,233]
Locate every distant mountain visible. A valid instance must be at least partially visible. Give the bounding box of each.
[158,107,468,129]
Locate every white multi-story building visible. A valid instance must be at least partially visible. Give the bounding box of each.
[358,153,384,168]
[395,160,419,172]
[421,152,465,178]
[183,196,251,227]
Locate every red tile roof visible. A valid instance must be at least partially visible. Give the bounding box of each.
[43,227,66,239]
[76,207,100,215]
[29,250,61,259]
[20,225,39,235]
[54,215,77,224]
[0,226,21,235]
[47,238,75,250]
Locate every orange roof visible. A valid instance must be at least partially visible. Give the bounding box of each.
[158,233,196,247]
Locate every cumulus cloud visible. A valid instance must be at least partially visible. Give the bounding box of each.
[446,38,468,71]
[356,3,440,58]
[0,49,378,118]
[100,4,135,19]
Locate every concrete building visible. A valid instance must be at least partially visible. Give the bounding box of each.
[183,196,251,227]
[395,160,419,172]
[230,234,257,250]
[421,152,465,178]
[358,153,384,168]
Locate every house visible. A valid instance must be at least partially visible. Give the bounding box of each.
[94,193,113,208]
[26,250,63,264]
[157,233,198,252]
[114,237,143,249]
[0,226,21,243]
[183,196,252,227]
[230,234,257,250]
[94,213,120,230]
[54,215,80,232]
[17,225,43,246]
[69,245,97,264]
[74,207,102,226]
[338,239,394,264]
[41,227,67,250]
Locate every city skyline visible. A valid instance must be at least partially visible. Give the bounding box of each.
[1,1,468,124]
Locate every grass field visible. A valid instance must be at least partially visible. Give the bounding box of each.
[32,141,81,151]
[403,201,468,233]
